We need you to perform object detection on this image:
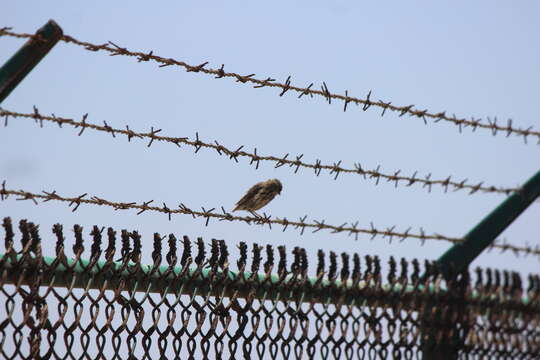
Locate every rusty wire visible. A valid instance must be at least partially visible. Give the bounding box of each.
[1,216,539,359]
[1,27,539,144]
[1,181,538,258]
[0,107,519,196]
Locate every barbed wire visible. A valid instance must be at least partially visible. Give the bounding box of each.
[1,27,539,144]
[0,107,519,196]
[1,181,538,258]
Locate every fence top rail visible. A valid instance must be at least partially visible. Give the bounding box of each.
[1,252,538,309]
[1,217,538,315]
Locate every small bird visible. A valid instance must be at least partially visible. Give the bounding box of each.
[233,179,282,217]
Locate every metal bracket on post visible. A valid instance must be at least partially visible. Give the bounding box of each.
[422,169,540,359]
[0,20,63,103]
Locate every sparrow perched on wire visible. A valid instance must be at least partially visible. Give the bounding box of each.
[233,179,283,217]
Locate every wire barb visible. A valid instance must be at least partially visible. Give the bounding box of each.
[1,28,537,143]
[0,183,537,258]
[0,108,519,196]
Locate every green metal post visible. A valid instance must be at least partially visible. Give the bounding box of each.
[0,20,63,103]
[437,169,540,278]
[422,169,540,359]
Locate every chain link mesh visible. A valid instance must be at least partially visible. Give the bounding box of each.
[1,217,539,359]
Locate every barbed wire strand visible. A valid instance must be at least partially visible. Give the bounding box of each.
[0,107,519,196]
[1,181,538,258]
[1,27,539,144]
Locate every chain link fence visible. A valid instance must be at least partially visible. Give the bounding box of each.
[1,217,539,359]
